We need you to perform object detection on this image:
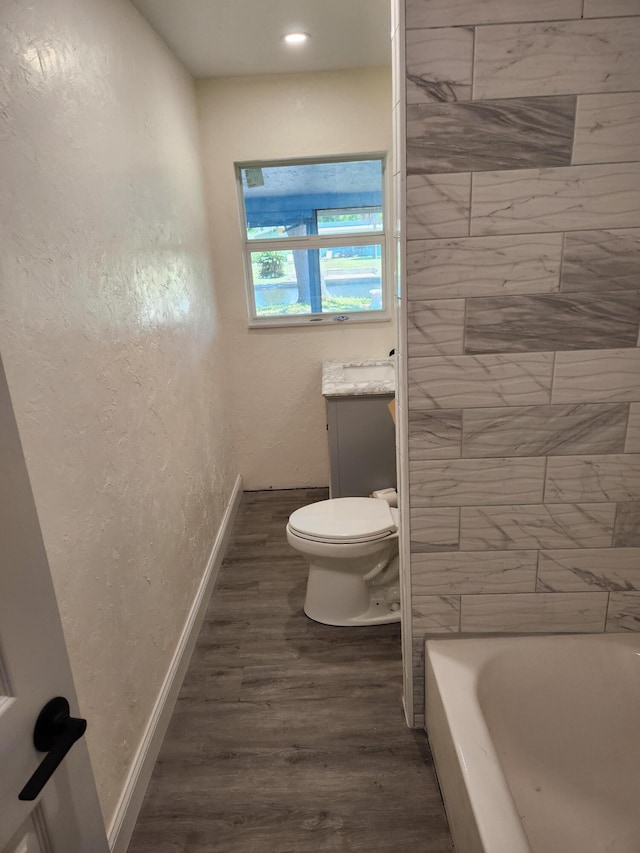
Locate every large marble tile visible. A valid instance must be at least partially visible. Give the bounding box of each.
[408,408,462,459]
[545,453,640,502]
[406,27,472,104]
[462,402,629,457]
[410,506,460,551]
[626,403,640,452]
[464,292,640,353]
[407,97,575,174]
[406,173,470,239]
[552,349,640,404]
[573,94,640,166]
[411,595,460,633]
[606,592,640,631]
[460,591,608,633]
[460,503,616,550]
[471,163,640,236]
[407,233,562,300]
[408,298,465,356]
[474,18,640,99]
[614,502,640,546]
[406,0,582,28]
[410,456,546,506]
[538,547,640,592]
[409,352,553,409]
[412,550,537,594]
[561,229,640,293]
[583,0,640,17]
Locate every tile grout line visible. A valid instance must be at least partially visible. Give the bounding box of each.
[404,14,640,31]
[604,591,611,631]
[550,349,558,406]
[406,223,640,247]
[611,499,619,548]
[542,441,550,504]
[468,21,476,231]
[570,95,579,166]
[557,231,566,292]
[623,400,632,454]
[470,26,477,102]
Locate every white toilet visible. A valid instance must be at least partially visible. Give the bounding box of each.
[286,496,401,627]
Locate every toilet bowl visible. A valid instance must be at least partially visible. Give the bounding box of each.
[286,497,401,627]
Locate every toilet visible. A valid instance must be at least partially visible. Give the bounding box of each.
[286,496,401,626]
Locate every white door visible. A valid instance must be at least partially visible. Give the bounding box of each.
[0,355,108,853]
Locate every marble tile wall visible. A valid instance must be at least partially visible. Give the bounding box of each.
[400,0,640,722]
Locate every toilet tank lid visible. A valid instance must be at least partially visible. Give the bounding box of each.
[289,497,397,541]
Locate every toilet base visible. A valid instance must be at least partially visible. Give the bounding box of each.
[304,600,401,627]
[303,564,401,627]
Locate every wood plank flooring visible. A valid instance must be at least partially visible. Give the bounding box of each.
[128,489,453,852]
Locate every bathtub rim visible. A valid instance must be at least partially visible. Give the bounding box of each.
[425,631,640,853]
[425,632,532,853]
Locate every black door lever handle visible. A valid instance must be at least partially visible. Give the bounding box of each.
[18,696,87,801]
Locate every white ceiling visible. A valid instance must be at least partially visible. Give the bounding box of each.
[130,0,392,79]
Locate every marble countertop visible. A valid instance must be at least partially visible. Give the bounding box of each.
[322,358,396,397]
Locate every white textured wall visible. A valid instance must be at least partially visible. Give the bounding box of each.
[197,68,394,489]
[0,0,236,826]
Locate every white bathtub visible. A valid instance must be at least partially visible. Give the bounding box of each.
[425,633,640,853]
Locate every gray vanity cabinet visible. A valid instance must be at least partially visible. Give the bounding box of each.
[325,394,396,498]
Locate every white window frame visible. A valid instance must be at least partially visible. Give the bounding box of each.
[235,153,392,328]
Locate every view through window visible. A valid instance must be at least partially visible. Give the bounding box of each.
[236,156,387,324]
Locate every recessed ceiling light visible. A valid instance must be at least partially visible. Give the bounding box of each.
[282,32,310,45]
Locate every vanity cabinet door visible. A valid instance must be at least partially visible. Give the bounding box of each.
[326,395,396,498]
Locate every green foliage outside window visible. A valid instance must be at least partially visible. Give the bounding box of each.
[257,251,287,279]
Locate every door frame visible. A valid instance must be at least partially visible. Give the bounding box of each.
[0,354,109,852]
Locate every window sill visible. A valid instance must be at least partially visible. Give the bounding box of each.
[247,311,392,330]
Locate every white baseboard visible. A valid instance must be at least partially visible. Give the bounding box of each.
[107,474,243,853]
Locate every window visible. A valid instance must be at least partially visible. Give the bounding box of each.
[236,155,389,326]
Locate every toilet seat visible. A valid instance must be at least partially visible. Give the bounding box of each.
[288,497,397,545]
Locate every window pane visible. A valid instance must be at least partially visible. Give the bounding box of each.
[317,206,383,235]
[241,160,383,240]
[250,245,383,318]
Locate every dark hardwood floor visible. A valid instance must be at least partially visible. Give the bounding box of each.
[128,489,453,852]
